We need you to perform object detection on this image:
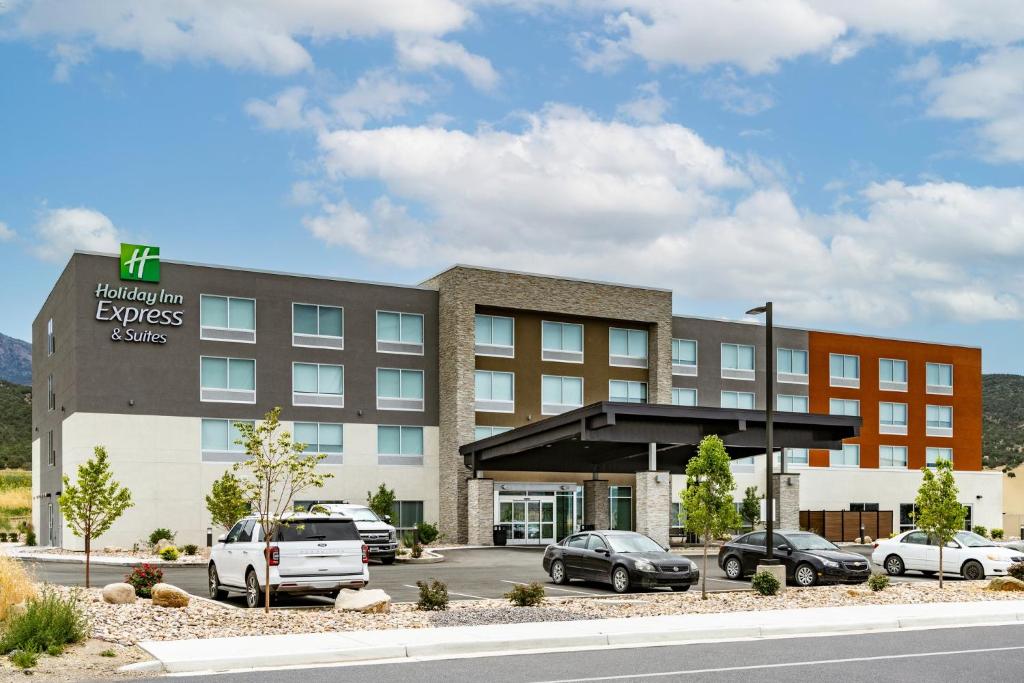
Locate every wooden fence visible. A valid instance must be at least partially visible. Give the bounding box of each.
[800,510,893,542]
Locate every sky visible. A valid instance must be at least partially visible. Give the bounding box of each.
[2,1,1024,372]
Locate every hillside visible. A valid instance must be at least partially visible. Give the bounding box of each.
[982,374,1024,471]
[0,332,31,385]
[0,380,31,469]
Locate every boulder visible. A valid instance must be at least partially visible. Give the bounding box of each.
[334,588,390,614]
[853,537,862,544]
[151,583,190,608]
[986,577,1024,592]
[863,536,873,544]
[102,582,137,604]
[154,539,174,554]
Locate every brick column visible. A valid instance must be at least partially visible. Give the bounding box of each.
[772,472,800,530]
[583,479,609,529]
[467,478,495,545]
[635,471,671,547]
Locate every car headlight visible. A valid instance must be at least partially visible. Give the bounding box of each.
[634,559,656,572]
[822,560,840,568]
[390,530,397,542]
[986,553,1005,562]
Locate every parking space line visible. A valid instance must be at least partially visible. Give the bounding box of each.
[500,580,606,596]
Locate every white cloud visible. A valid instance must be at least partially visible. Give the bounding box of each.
[615,81,668,123]
[50,42,90,82]
[702,71,775,115]
[395,36,499,91]
[0,221,15,241]
[244,87,313,131]
[329,71,430,128]
[32,207,121,262]
[896,53,941,82]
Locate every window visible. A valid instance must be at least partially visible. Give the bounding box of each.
[542,375,583,414]
[777,394,808,412]
[475,314,514,357]
[900,505,920,532]
[879,359,908,390]
[721,343,755,380]
[474,425,512,440]
[721,391,755,409]
[829,398,860,416]
[390,501,424,530]
[850,502,879,512]
[200,295,256,343]
[292,363,344,407]
[377,368,425,411]
[880,445,908,469]
[377,425,424,466]
[200,357,256,403]
[672,387,697,406]
[295,422,344,464]
[46,318,54,356]
[609,328,648,367]
[474,370,514,413]
[588,534,609,551]
[609,380,647,403]
[777,348,807,381]
[542,321,584,363]
[926,405,953,436]
[774,448,808,468]
[293,303,343,349]
[201,418,255,462]
[609,486,632,531]
[830,444,860,467]
[829,353,860,387]
[47,374,54,411]
[879,402,908,434]
[926,447,953,468]
[926,363,953,394]
[672,339,697,376]
[731,455,755,472]
[46,430,55,467]
[377,311,424,354]
[567,534,588,549]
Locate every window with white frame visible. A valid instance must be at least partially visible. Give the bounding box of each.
[200,357,256,403]
[294,422,344,464]
[830,444,860,467]
[879,402,908,434]
[829,353,860,387]
[609,328,648,368]
[293,303,343,349]
[378,425,424,466]
[721,390,755,409]
[378,368,425,411]
[829,398,860,416]
[672,387,697,406]
[474,425,512,441]
[926,447,953,468]
[377,311,424,354]
[201,418,255,462]
[542,321,584,363]
[391,500,425,531]
[731,456,755,472]
[721,343,755,380]
[292,362,344,407]
[926,362,953,394]
[879,358,908,391]
[46,430,55,467]
[542,375,583,414]
[926,404,953,436]
[47,374,54,411]
[777,348,807,382]
[474,370,514,413]
[609,379,647,403]
[777,394,808,412]
[46,318,54,356]
[774,448,809,468]
[200,295,256,343]
[672,339,697,376]
[880,445,908,468]
[475,314,514,357]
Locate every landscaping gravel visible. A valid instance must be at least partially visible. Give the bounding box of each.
[429,606,597,627]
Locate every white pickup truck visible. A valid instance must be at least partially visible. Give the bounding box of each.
[208,513,369,608]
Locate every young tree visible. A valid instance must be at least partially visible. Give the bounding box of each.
[914,460,965,588]
[367,483,397,522]
[60,446,134,588]
[741,485,761,529]
[234,407,333,612]
[682,435,741,599]
[205,470,251,531]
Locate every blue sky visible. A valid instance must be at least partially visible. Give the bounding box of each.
[2,1,1024,372]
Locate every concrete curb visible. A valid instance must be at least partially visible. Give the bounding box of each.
[396,550,445,564]
[5,547,206,567]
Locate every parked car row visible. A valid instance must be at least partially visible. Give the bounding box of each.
[871,530,1024,580]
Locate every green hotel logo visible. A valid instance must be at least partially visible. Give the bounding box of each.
[120,243,160,283]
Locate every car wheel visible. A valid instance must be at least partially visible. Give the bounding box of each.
[962,560,985,581]
[794,563,817,587]
[611,566,631,594]
[884,554,905,576]
[550,559,569,585]
[245,569,264,609]
[724,556,743,580]
[208,563,228,600]
[380,556,396,566]
[671,585,691,592]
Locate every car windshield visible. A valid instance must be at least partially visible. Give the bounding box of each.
[606,534,665,554]
[337,508,381,522]
[956,531,996,547]
[785,533,839,551]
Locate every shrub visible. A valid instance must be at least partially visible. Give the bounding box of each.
[18,522,36,547]
[125,564,164,598]
[1008,562,1024,582]
[0,532,7,542]
[867,574,890,592]
[415,579,449,611]
[182,544,199,556]
[991,528,1004,540]
[10,649,38,669]
[46,643,63,656]
[0,590,88,655]
[751,570,780,596]
[505,582,545,607]
[972,525,988,539]
[148,528,175,547]
[0,555,38,621]
[411,543,423,559]
[159,546,180,561]
[99,649,116,657]
[415,522,440,545]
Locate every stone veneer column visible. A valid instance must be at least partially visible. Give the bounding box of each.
[772,472,801,530]
[466,478,495,545]
[583,479,610,529]
[635,471,671,547]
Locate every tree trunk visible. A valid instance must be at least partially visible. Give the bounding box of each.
[264,537,271,614]
[84,534,91,589]
[938,544,944,589]
[701,534,709,600]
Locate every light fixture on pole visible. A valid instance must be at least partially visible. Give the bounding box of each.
[746,302,777,564]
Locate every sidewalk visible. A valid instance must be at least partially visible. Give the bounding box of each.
[136,599,1024,674]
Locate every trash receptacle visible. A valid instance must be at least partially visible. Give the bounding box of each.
[580,524,595,532]
[493,525,508,546]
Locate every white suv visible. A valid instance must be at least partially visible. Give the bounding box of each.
[208,513,369,608]
[319,504,399,565]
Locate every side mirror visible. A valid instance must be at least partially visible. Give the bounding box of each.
[598,547,610,555]
[217,535,227,544]
[779,545,792,554]
[383,515,393,524]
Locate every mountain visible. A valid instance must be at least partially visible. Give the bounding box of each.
[982,374,1024,471]
[0,332,31,385]
[0,380,31,469]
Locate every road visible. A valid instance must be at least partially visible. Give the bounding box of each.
[137,623,1024,682]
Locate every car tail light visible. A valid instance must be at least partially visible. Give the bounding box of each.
[872,542,879,549]
[362,544,369,564]
[266,546,280,566]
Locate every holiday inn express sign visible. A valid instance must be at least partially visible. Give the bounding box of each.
[94,243,185,344]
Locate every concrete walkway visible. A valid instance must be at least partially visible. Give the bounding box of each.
[136,599,1024,674]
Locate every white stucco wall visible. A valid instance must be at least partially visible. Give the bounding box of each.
[59,413,440,550]
[30,437,40,540]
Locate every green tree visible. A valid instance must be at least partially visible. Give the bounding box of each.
[59,446,134,588]
[682,435,741,599]
[914,460,965,588]
[367,483,397,522]
[741,485,761,529]
[205,470,251,531]
[234,407,333,612]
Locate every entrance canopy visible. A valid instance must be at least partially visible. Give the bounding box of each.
[462,402,860,475]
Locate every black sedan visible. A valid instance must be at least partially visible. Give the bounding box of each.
[717,529,870,587]
[542,530,698,593]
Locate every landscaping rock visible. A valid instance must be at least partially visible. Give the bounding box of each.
[863,536,873,544]
[102,582,137,604]
[986,577,1024,592]
[154,539,174,553]
[334,588,390,614]
[151,583,190,608]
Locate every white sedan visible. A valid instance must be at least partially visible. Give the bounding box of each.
[871,530,1024,580]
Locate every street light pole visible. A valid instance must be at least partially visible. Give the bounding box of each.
[746,302,777,563]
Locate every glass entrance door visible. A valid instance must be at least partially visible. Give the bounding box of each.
[498,493,557,545]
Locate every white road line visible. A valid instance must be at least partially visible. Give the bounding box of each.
[500,580,604,596]
[535,644,1024,682]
